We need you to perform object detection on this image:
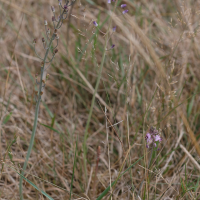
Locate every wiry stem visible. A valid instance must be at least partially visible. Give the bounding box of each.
[82,0,119,185]
[19,2,74,198]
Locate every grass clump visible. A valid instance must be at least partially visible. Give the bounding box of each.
[0,0,200,199]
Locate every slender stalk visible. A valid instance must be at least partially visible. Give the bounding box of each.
[137,147,154,199]
[19,9,65,200]
[82,0,119,185]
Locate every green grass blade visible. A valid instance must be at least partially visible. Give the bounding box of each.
[96,156,143,200]
[70,137,78,200]
[12,167,54,200]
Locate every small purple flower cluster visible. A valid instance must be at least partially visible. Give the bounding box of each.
[145,127,162,148]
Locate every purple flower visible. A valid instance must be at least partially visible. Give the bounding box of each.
[145,133,153,146]
[113,26,116,32]
[51,6,55,12]
[145,127,162,148]
[122,10,128,14]
[64,5,68,10]
[58,0,62,5]
[121,4,127,8]
[108,0,111,3]
[93,21,98,27]
[154,134,162,142]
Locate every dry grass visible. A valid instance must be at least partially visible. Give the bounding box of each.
[0,0,200,199]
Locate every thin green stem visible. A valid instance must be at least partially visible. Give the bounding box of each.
[19,10,65,200]
[82,1,119,184]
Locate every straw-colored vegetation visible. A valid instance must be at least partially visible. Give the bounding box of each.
[0,0,200,199]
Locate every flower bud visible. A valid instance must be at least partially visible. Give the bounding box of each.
[51,6,55,12]
[64,5,68,10]
[47,28,50,34]
[58,0,62,5]
[52,16,55,21]
[121,4,127,8]
[54,49,58,54]
[40,91,43,95]
[44,20,48,25]
[42,37,45,43]
[33,38,36,44]
[122,10,128,14]
[111,44,115,49]
[93,21,98,27]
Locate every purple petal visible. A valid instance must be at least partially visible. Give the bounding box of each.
[93,21,98,27]
[154,135,162,142]
[122,10,128,14]
[111,44,115,49]
[113,26,116,32]
[108,0,111,3]
[145,133,151,140]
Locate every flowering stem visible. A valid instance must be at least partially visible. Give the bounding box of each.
[137,147,154,198]
[82,0,119,185]
[19,9,65,200]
